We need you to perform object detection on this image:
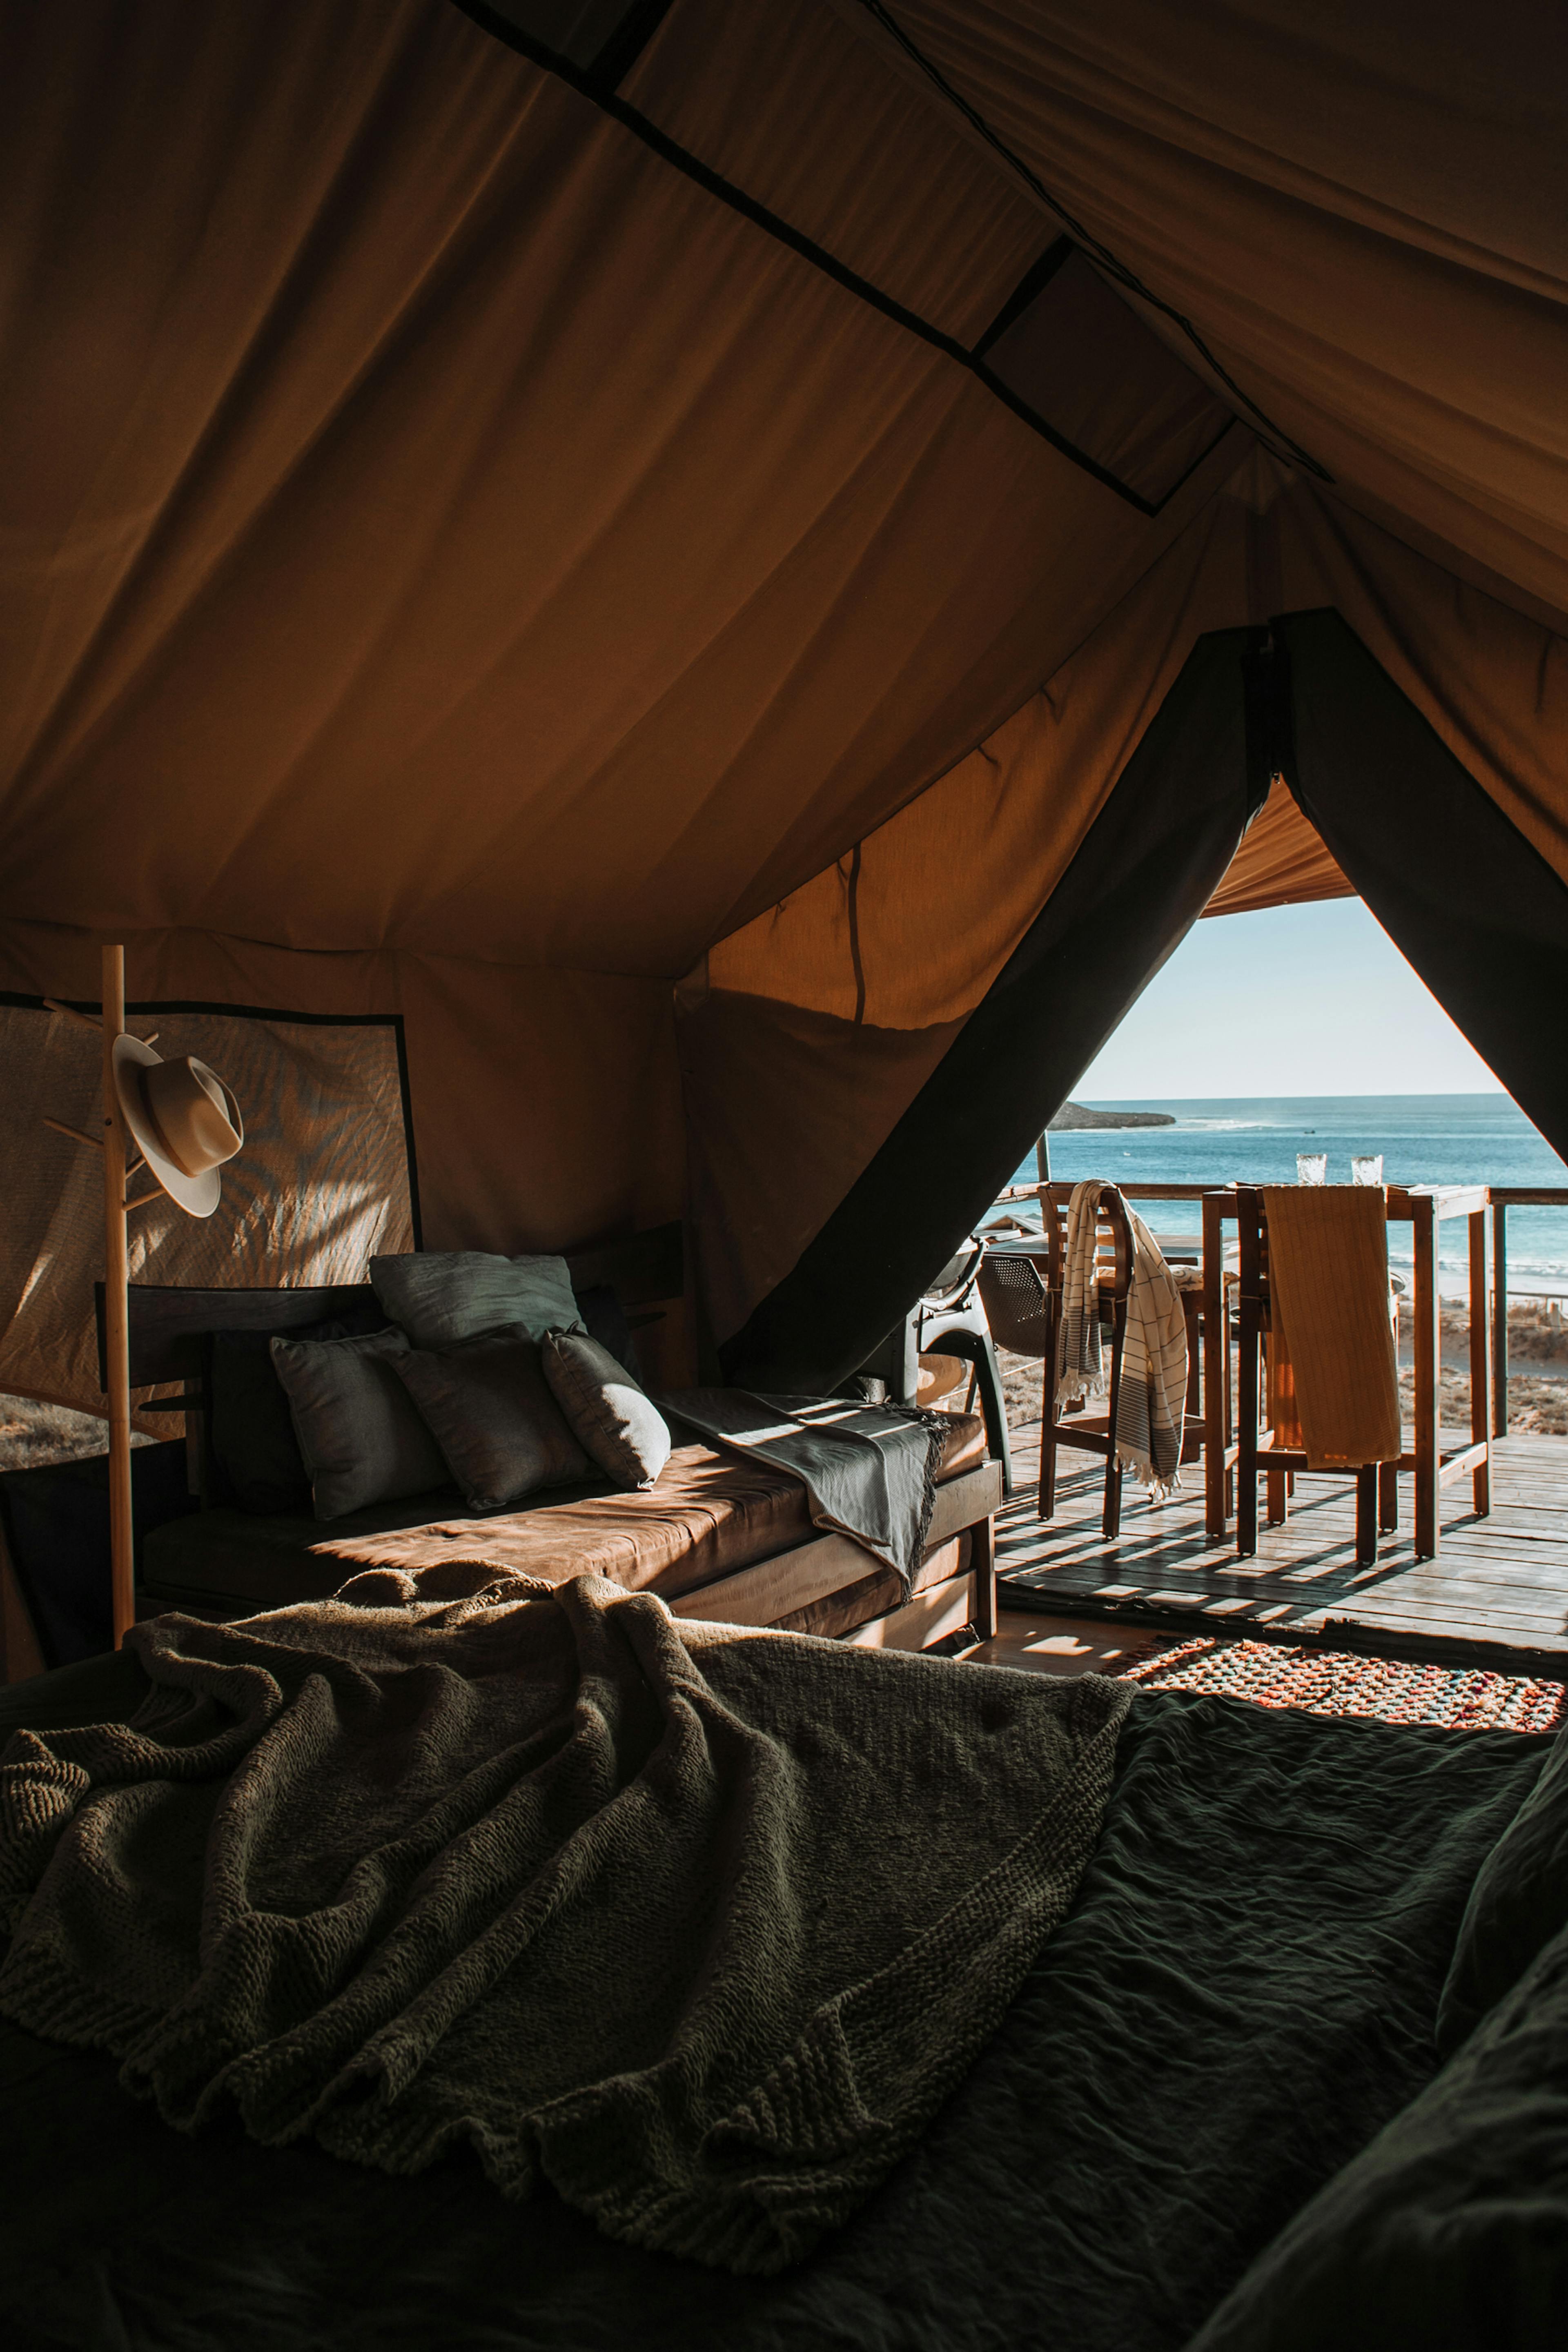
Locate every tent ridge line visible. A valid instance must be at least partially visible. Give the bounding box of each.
[451,0,1185,514]
[848,0,1333,487]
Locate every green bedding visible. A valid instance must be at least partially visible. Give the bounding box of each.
[0,1578,1127,2274]
[0,1662,1558,2351]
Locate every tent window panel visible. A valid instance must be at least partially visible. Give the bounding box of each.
[982,250,1234,504]
[0,1004,416,1423]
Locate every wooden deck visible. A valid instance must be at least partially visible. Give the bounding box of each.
[994,1422,1568,1666]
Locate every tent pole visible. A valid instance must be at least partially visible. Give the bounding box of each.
[101,944,134,1647]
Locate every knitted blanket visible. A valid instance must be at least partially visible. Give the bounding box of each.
[664,1388,948,1598]
[0,1569,1128,2274]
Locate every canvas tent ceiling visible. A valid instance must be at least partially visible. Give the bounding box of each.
[0,0,1565,1394]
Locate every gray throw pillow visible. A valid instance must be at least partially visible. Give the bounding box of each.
[541,1327,671,1490]
[270,1327,450,1523]
[369,1251,583,1350]
[392,1325,590,1511]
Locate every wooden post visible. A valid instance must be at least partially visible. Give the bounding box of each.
[1491,1200,1509,1436]
[101,945,135,1647]
[1412,1194,1439,1560]
[1236,1189,1260,1558]
[1469,1207,1491,1517]
[1203,1190,1226,1540]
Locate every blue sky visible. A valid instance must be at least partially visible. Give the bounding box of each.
[1077,896,1503,1098]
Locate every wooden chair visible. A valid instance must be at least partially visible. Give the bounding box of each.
[1231,1185,1489,1566]
[979,1183,1134,1537]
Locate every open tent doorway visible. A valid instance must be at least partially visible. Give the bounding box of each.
[975,857,1568,1668]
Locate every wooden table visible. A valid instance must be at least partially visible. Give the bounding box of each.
[1202,1185,1492,1560]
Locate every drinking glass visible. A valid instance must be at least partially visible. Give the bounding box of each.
[1351,1154,1384,1186]
[1296,1153,1327,1185]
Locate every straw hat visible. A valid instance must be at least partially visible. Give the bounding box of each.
[111,1034,244,1218]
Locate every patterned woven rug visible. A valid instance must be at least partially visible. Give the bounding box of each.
[1123,1637,1566,1735]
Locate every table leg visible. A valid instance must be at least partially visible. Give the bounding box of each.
[1237,1199,1260,1559]
[1413,1197,1439,1558]
[1492,1200,1509,1434]
[1204,1194,1226,1540]
[1469,1207,1491,1517]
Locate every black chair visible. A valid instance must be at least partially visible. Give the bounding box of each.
[913,1241,1014,1498]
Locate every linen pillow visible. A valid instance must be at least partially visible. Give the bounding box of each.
[541,1327,670,1491]
[207,1302,390,1514]
[270,1327,450,1523]
[392,1325,590,1512]
[369,1251,583,1351]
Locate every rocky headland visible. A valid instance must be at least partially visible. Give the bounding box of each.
[1047,1100,1175,1130]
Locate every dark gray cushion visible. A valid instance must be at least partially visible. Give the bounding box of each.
[270,1328,449,1522]
[369,1251,583,1350]
[207,1303,390,1514]
[541,1327,670,1490]
[392,1326,589,1511]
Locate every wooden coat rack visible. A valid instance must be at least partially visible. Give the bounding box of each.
[42,947,165,1646]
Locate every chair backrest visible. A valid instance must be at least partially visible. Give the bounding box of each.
[976,1251,1051,1357]
[1034,1182,1134,1298]
[1234,1184,1401,1465]
[978,1184,1136,1361]
[920,1239,987,1316]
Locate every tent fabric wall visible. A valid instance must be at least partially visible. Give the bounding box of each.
[0,1003,415,1422]
[0,0,1238,1410]
[682,492,1253,1346]
[2,0,1567,1403]
[721,628,1267,1391]
[0,0,1227,980]
[0,924,683,1272]
[1277,610,1568,1165]
[858,0,1568,616]
[1201,780,1350,919]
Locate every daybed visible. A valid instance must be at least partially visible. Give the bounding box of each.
[0,1646,1564,2351]
[94,1229,1000,1658]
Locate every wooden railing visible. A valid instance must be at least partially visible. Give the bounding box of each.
[993,1180,1568,1437]
[1486,1190,1568,1432]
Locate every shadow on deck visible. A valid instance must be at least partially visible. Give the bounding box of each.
[994,1422,1568,1666]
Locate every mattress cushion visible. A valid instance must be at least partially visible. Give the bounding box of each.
[142,1414,991,1615]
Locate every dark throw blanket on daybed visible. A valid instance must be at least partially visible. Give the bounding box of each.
[663,1389,949,1596]
[0,1567,1126,2274]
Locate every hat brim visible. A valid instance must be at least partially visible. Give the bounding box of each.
[111,1033,222,1218]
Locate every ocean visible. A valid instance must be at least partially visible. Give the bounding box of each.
[1005,1095,1568,1298]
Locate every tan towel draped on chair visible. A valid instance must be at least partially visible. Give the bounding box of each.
[1258,1187,1402,1469]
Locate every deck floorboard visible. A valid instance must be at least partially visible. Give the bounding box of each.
[994,1424,1568,1660]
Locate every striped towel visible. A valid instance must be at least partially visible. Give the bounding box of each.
[1055,1180,1189,1497]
